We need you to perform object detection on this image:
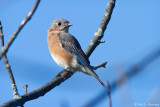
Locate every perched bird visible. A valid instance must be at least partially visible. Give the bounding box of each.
[47,19,106,87]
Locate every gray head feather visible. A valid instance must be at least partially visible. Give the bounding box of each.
[50,18,72,32]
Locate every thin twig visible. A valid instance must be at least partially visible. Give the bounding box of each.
[0,21,20,99]
[23,85,28,94]
[0,0,115,106]
[93,62,107,70]
[98,40,105,43]
[0,0,40,60]
[107,81,112,107]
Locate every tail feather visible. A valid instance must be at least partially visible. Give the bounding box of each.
[84,66,106,87]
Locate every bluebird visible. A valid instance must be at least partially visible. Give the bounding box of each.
[47,19,106,87]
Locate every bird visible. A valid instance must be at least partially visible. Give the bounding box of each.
[47,18,106,87]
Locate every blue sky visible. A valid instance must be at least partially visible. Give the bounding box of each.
[0,0,160,107]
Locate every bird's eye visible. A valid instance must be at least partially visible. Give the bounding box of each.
[58,22,61,26]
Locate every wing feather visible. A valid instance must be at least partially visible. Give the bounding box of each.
[58,32,90,65]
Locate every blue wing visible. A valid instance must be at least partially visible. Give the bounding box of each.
[58,32,90,65]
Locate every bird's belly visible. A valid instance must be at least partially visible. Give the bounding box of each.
[51,53,81,72]
[51,54,68,69]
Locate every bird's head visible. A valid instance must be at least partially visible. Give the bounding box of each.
[49,19,72,32]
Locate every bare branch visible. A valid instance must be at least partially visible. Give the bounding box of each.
[1,70,74,107]
[107,81,112,107]
[0,0,40,60]
[0,21,20,99]
[85,0,116,57]
[93,62,107,70]
[0,0,116,106]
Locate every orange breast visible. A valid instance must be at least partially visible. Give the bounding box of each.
[47,31,74,69]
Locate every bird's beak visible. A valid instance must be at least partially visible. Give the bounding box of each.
[68,23,72,27]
